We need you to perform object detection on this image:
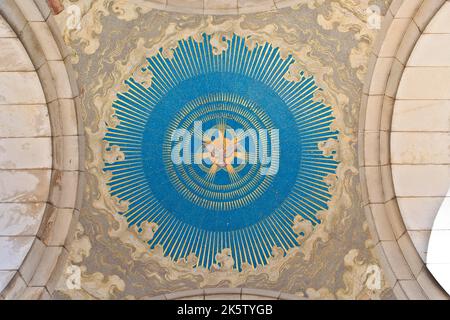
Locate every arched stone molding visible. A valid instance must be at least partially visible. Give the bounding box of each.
[109,0,305,15]
[148,288,302,300]
[0,0,84,300]
[360,0,449,300]
[1,0,447,301]
[393,1,450,295]
[428,191,450,294]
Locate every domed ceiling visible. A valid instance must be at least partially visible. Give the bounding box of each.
[54,0,393,300]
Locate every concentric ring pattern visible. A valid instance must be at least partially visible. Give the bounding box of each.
[104,33,338,270]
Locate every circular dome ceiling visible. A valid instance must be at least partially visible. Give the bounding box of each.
[103,33,338,270]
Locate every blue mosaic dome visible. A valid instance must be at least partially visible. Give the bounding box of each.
[104,33,338,270]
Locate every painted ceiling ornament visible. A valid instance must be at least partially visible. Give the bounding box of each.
[104,33,339,271]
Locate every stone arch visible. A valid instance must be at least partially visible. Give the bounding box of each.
[0,0,84,299]
[360,0,449,299]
